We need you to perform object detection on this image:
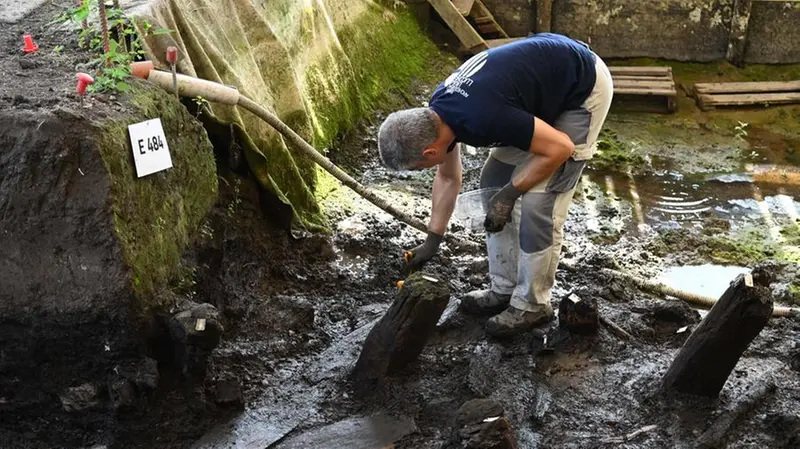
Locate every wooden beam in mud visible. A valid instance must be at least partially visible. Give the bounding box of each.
[726,0,753,67]
[661,273,772,397]
[353,271,450,385]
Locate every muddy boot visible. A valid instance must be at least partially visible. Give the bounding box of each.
[485,304,554,338]
[460,290,511,316]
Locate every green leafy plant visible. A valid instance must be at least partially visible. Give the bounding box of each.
[192,95,209,117]
[51,1,173,93]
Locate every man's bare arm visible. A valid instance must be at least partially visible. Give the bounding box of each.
[429,144,463,235]
[511,117,574,191]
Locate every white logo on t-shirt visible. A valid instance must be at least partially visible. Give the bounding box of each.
[443,51,488,98]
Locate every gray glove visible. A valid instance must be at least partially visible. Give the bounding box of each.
[404,231,444,269]
[484,183,524,233]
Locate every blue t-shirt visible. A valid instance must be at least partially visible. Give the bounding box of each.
[429,33,596,152]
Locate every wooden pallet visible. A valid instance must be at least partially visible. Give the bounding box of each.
[693,81,800,110]
[610,66,678,112]
[428,0,513,53]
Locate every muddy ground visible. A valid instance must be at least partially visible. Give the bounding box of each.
[2,2,800,449]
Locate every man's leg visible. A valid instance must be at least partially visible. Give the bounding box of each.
[486,53,614,337]
[461,154,520,315]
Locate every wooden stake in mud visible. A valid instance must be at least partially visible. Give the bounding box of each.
[98,0,110,56]
[353,272,450,385]
[661,273,772,397]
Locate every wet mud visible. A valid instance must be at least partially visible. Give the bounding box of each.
[178,98,800,449]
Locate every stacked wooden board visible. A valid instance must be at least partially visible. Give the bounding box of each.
[427,0,512,53]
[426,2,681,112]
[609,66,678,113]
[693,81,800,110]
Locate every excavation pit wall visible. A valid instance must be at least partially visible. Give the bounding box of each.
[0,84,218,441]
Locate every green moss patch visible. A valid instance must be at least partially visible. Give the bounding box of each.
[305,6,456,153]
[649,222,800,267]
[588,128,649,173]
[95,83,218,306]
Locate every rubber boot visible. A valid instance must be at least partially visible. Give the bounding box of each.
[485,304,555,338]
[460,289,512,316]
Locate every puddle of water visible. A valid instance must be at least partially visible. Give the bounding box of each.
[584,165,800,231]
[657,264,750,299]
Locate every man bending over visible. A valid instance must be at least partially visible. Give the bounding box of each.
[377,33,613,337]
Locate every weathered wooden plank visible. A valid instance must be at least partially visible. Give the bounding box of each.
[726,0,753,67]
[662,273,772,397]
[452,0,475,16]
[353,272,450,385]
[609,66,672,76]
[613,79,676,90]
[614,88,677,96]
[485,38,522,48]
[694,80,800,94]
[472,0,509,38]
[612,75,673,81]
[699,92,800,107]
[428,0,486,50]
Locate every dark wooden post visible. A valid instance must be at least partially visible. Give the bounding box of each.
[727,0,753,67]
[662,273,772,397]
[353,271,450,384]
[535,0,552,33]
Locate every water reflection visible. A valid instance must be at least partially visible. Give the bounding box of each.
[584,164,800,231]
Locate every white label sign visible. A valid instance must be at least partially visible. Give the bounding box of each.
[128,118,173,177]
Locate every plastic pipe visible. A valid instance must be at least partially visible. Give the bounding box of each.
[135,68,439,240]
[144,69,240,105]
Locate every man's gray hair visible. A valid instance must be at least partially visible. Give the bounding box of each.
[378,107,439,170]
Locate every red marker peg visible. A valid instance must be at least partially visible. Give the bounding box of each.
[76,73,94,96]
[22,34,39,53]
[166,46,178,64]
[166,46,178,99]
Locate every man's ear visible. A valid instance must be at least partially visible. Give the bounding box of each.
[422,147,438,159]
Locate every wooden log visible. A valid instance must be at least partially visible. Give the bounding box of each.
[694,80,800,95]
[353,272,450,384]
[726,0,753,67]
[661,273,773,397]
